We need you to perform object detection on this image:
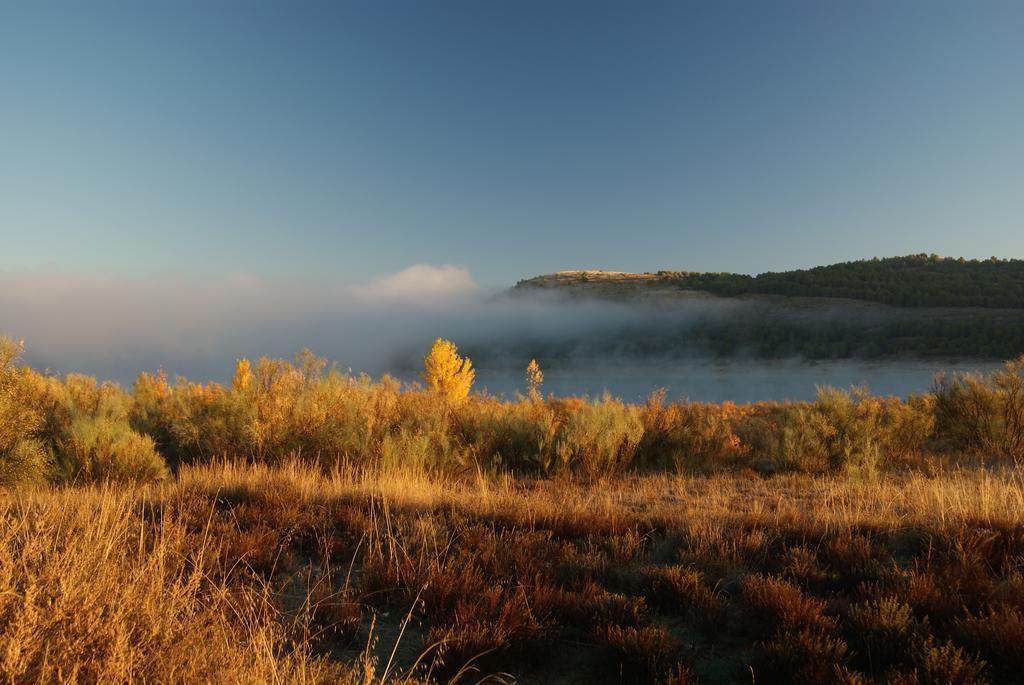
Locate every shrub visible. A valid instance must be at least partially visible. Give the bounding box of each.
[129,369,179,462]
[791,388,886,474]
[742,574,834,632]
[820,533,891,587]
[593,624,679,683]
[887,638,988,685]
[768,386,925,475]
[957,604,1024,676]
[552,395,643,479]
[845,598,924,672]
[0,338,49,486]
[12,365,170,484]
[55,413,168,483]
[163,380,250,462]
[135,355,407,467]
[640,565,726,633]
[638,392,749,471]
[773,403,832,473]
[817,387,885,475]
[377,425,462,475]
[933,356,1024,461]
[882,394,936,465]
[749,626,850,685]
[780,546,829,588]
[453,397,558,473]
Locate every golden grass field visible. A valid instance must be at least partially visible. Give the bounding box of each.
[3,460,1023,684]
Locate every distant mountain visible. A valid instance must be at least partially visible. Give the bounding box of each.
[515,255,1024,309]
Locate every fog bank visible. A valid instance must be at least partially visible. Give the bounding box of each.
[0,265,1004,401]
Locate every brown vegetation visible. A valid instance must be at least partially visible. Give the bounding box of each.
[3,461,1021,683]
[2,337,1024,682]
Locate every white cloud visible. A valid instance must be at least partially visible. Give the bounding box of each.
[355,264,477,300]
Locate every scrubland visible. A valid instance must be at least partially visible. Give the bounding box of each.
[2,337,1024,683]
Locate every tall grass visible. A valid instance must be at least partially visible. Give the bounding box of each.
[0,487,342,683]
[4,461,1018,682]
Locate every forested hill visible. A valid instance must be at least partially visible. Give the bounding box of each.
[658,255,1024,307]
[518,255,1024,308]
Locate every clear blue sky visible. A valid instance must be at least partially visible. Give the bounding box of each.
[2,1,1022,286]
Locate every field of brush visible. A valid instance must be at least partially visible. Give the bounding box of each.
[4,464,1023,684]
[3,338,1024,683]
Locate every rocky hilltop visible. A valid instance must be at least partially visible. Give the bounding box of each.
[514,270,719,303]
[513,270,881,311]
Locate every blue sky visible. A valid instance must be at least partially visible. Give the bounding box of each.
[2,1,1022,286]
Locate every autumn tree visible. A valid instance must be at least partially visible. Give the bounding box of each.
[422,338,474,402]
[232,358,252,393]
[526,358,544,398]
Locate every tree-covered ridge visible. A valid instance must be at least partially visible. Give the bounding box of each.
[657,254,1024,308]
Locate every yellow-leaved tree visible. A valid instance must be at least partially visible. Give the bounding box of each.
[232,358,252,393]
[526,358,544,398]
[422,338,474,402]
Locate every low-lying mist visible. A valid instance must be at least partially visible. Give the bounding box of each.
[0,265,1006,402]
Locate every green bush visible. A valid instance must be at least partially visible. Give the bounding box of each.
[55,414,168,483]
[40,380,168,484]
[552,395,643,478]
[774,403,832,473]
[815,387,884,475]
[454,396,558,473]
[772,387,898,475]
[3,339,169,486]
[0,338,49,486]
[934,356,1024,462]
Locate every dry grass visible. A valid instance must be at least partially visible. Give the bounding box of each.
[0,486,344,684]
[1,461,1022,683]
